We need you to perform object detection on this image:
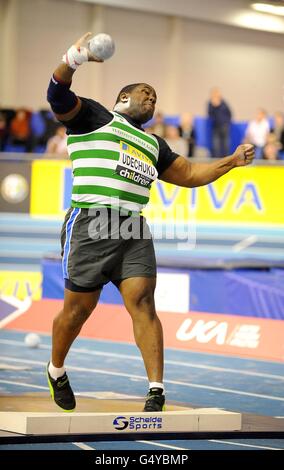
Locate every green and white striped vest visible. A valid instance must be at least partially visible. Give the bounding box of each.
[67,112,159,213]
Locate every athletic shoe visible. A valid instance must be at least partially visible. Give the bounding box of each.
[46,362,76,412]
[143,387,165,412]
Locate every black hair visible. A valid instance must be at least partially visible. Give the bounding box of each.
[115,83,142,104]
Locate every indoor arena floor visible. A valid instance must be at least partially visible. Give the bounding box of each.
[0,329,284,451]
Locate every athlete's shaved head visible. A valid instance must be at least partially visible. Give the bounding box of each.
[115,83,156,104]
[113,83,157,124]
[115,84,142,104]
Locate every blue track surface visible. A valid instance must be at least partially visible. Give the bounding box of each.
[1,329,284,451]
[1,214,284,269]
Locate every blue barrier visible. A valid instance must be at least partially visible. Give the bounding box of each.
[42,258,284,319]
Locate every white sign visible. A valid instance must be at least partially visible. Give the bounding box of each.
[155,272,189,313]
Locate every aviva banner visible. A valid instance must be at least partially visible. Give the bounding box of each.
[30,160,284,225]
[30,159,72,217]
[145,165,284,225]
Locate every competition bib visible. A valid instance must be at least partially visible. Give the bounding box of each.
[115,141,158,187]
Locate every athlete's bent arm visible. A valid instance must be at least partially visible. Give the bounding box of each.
[159,144,255,188]
[47,32,102,122]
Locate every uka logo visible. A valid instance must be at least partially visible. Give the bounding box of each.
[176,318,260,349]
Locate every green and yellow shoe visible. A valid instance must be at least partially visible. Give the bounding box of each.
[46,362,76,412]
[143,388,165,412]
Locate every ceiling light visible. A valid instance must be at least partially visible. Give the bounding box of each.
[251,2,284,16]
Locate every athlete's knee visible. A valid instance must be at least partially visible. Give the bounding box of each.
[62,302,93,328]
[131,288,155,312]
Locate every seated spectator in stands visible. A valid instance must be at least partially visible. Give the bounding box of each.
[178,112,196,157]
[194,146,211,159]
[39,110,61,147]
[45,125,68,156]
[244,109,270,158]
[207,88,232,157]
[0,112,8,151]
[272,111,284,152]
[263,142,280,161]
[263,132,281,160]
[9,109,34,152]
[150,111,166,138]
[145,125,155,135]
[164,125,188,156]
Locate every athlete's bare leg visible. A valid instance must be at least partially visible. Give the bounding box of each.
[51,288,101,367]
[119,277,163,382]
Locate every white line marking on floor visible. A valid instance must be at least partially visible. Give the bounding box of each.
[73,442,95,450]
[0,363,31,370]
[0,379,48,390]
[232,235,258,252]
[1,339,284,381]
[209,439,282,450]
[137,440,188,450]
[2,356,284,402]
[77,391,142,399]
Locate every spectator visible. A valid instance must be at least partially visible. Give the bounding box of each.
[272,111,284,152]
[263,132,281,160]
[40,110,62,146]
[208,87,232,157]
[150,111,166,138]
[178,112,196,157]
[0,112,8,151]
[9,109,34,152]
[45,125,68,156]
[244,109,270,158]
[164,125,188,156]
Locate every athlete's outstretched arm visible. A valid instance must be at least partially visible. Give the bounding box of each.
[47,32,102,122]
[159,144,255,188]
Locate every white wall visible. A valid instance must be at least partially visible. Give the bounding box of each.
[181,20,284,119]
[1,0,283,120]
[76,0,284,34]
